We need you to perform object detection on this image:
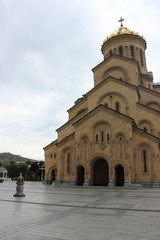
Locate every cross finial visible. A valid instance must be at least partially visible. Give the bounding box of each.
[118,17,125,27]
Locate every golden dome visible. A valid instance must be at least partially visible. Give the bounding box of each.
[103,26,146,43]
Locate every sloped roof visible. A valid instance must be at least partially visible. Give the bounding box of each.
[73,104,137,127]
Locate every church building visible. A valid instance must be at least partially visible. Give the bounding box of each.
[44,19,160,187]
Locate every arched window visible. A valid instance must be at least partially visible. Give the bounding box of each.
[109,50,112,56]
[95,134,99,143]
[130,46,134,59]
[115,102,120,112]
[143,150,147,173]
[140,49,143,66]
[107,133,110,142]
[101,132,104,142]
[119,47,123,56]
[67,153,70,173]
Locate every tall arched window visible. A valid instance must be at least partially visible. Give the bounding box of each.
[101,131,104,142]
[107,133,110,142]
[95,134,99,143]
[119,47,123,56]
[67,153,70,173]
[143,149,147,173]
[109,50,112,56]
[115,102,120,112]
[140,49,143,66]
[130,46,134,59]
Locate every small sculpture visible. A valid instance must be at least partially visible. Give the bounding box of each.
[13,173,25,197]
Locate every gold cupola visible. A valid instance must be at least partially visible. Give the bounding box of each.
[101,18,148,74]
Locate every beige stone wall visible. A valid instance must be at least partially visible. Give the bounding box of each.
[133,128,160,183]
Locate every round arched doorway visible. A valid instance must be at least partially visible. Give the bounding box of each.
[93,158,109,186]
[76,165,85,186]
[115,165,124,186]
[51,169,57,182]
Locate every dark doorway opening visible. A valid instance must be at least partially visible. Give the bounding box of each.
[93,158,109,186]
[51,169,57,182]
[115,165,124,186]
[76,166,85,185]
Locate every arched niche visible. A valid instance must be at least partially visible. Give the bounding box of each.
[138,119,153,133]
[103,66,129,82]
[97,91,128,115]
[60,147,74,175]
[135,142,153,178]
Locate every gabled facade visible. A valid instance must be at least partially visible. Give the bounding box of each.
[44,22,160,187]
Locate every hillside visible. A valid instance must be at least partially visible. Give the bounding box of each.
[0,152,37,163]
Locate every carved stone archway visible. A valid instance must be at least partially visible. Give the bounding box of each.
[92,158,109,186]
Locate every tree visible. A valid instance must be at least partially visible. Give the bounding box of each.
[29,161,39,180]
[8,162,19,180]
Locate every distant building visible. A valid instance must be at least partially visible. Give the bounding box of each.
[44,19,160,187]
[0,167,7,182]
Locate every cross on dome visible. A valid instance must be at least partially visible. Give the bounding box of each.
[118,17,125,27]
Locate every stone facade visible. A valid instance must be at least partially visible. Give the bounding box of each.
[44,23,160,187]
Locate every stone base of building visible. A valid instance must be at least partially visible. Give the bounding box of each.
[43,179,53,185]
[108,180,115,187]
[70,180,76,185]
[152,181,160,188]
[43,179,160,188]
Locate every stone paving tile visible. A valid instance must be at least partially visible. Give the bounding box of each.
[1,181,160,239]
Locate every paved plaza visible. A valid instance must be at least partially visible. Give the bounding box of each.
[1,181,160,240]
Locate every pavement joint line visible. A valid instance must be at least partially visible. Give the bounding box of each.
[2,187,160,197]
[0,198,160,213]
[2,189,160,198]
[1,189,99,197]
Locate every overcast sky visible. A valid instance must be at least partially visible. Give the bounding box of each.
[0,0,160,160]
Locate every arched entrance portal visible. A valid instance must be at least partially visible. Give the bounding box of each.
[51,169,57,182]
[76,165,85,185]
[93,158,109,186]
[115,165,124,186]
